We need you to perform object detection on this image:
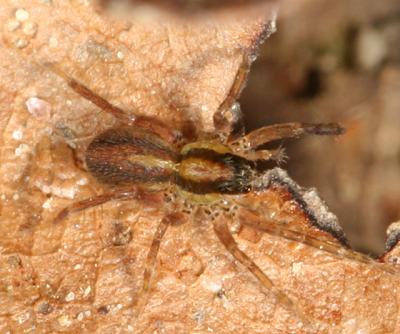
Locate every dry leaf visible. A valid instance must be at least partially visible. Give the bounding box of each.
[0,1,399,334]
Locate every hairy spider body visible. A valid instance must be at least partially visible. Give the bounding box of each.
[86,126,178,186]
[86,126,255,196]
[48,54,378,326]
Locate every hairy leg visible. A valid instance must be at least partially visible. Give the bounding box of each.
[45,63,135,125]
[212,216,308,323]
[237,210,396,274]
[234,147,287,164]
[230,122,345,150]
[45,63,182,145]
[53,188,142,224]
[213,52,251,140]
[136,217,169,313]
[137,212,186,313]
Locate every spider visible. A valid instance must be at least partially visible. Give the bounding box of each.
[48,53,389,323]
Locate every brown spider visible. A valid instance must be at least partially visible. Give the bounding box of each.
[48,53,389,323]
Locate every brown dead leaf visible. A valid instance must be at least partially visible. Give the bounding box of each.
[0,1,399,334]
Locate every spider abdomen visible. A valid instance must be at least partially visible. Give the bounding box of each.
[85,127,178,186]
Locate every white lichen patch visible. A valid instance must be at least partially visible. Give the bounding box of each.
[16,311,30,324]
[25,97,52,120]
[386,221,400,237]
[12,129,23,141]
[34,180,78,199]
[83,286,91,297]
[49,185,77,199]
[117,51,124,60]
[15,38,29,49]
[49,36,58,48]
[291,262,304,275]
[65,291,75,302]
[77,312,84,321]
[76,177,89,186]
[57,315,72,327]
[77,310,91,321]
[42,198,53,209]
[201,105,209,112]
[200,275,223,294]
[22,21,38,37]
[15,144,30,157]
[343,318,371,334]
[15,8,30,22]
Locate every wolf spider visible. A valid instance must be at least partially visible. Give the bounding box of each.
[49,53,386,323]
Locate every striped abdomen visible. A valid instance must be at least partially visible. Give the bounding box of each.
[85,127,178,186]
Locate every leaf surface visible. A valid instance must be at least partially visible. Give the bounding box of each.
[0,1,399,333]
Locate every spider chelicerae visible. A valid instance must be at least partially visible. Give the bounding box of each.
[48,52,390,323]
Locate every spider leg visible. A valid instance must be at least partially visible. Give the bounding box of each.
[212,216,308,323]
[45,63,135,125]
[46,63,182,145]
[137,212,186,313]
[234,147,287,165]
[213,52,250,140]
[230,122,345,150]
[53,188,142,225]
[238,210,396,274]
[136,216,169,313]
